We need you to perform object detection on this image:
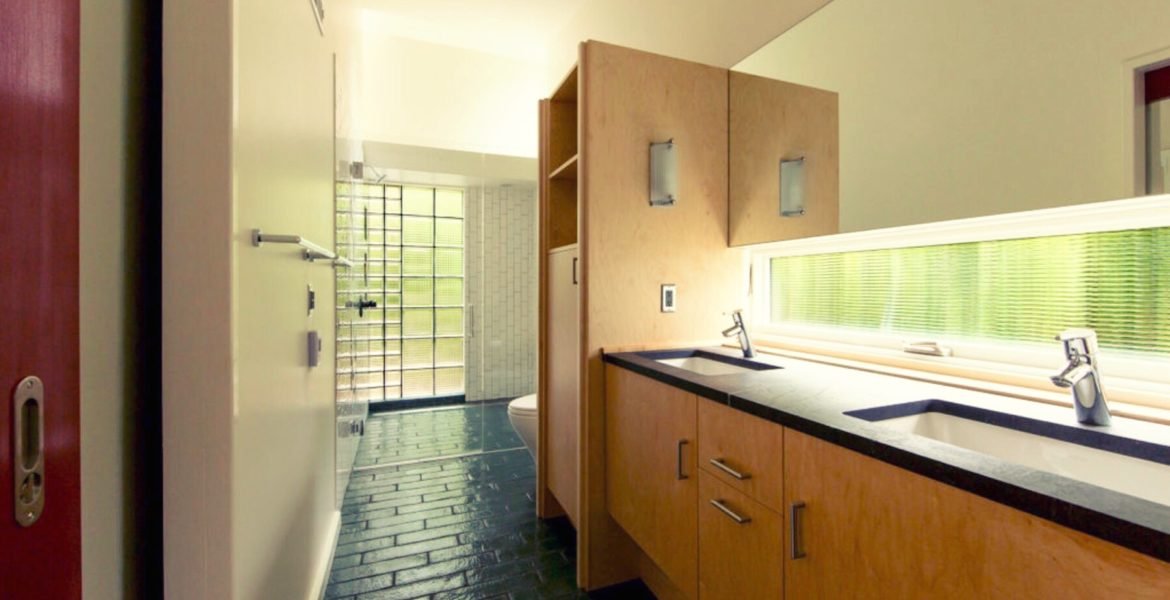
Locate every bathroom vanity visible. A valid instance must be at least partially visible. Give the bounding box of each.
[537,40,839,590]
[604,348,1170,599]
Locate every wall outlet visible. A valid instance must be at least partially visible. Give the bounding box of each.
[661,284,677,312]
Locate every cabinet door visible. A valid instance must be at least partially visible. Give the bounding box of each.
[606,366,698,598]
[784,428,1170,599]
[547,246,579,523]
[698,472,782,600]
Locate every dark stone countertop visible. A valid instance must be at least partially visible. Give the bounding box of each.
[603,347,1170,563]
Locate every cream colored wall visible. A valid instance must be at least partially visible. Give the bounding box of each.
[232,0,338,598]
[355,29,544,158]
[546,0,832,88]
[162,0,235,596]
[164,0,339,598]
[734,0,1170,233]
[80,0,138,596]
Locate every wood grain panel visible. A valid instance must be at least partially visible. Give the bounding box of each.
[580,40,738,591]
[548,177,577,249]
[548,246,580,525]
[784,428,1170,599]
[698,400,785,512]
[698,472,783,600]
[729,71,838,246]
[536,98,563,519]
[549,100,578,176]
[606,366,698,598]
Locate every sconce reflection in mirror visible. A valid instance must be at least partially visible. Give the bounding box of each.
[650,139,677,207]
[780,156,806,217]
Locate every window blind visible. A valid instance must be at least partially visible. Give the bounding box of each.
[769,227,1170,355]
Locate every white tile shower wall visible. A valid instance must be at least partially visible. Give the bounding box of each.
[465,183,539,401]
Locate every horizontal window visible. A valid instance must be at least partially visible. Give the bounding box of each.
[768,227,1170,355]
[749,196,1170,399]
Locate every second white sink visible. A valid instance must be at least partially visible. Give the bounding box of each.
[871,407,1170,506]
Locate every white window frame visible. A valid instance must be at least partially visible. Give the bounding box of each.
[747,194,1170,388]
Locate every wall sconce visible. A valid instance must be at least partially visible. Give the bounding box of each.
[780,157,806,217]
[649,139,677,206]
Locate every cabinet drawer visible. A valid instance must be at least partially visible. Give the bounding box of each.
[699,471,783,600]
[698,400,784,510]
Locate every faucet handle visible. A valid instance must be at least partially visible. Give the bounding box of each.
[1056,328,1099,360]
[1056,328,1098,342]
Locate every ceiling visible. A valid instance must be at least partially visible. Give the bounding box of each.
[352,0,586,63]
[352,0,834,69]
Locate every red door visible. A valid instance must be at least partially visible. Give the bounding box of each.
[0,1,82,598]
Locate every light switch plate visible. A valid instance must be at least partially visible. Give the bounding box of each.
[661,284,677,312]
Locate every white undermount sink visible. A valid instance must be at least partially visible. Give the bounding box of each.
[849,401,1170,506]
[656,356,757,376]
[643,349,781,377]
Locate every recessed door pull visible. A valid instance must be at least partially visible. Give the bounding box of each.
[709,457,751,480]
[12,376,45,527]
[710,499,752,524]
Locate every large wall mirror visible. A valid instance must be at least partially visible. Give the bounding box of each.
[730,0,1170,241]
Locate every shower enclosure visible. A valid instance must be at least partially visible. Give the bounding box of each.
[334,160,538,481]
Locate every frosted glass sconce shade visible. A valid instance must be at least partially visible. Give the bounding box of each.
[649,139,677,206]
[780,157,806,217]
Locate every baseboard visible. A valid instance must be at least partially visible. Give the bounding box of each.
[310,509,341,600]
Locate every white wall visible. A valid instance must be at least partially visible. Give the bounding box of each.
[81,0,148,596]
[353,25,545,158]
[164,0,340,598]
[465,183,539,401]
[546,0,832,88]
[232,0,338,598]
[734,0,1170,232]
[163,0,234,596]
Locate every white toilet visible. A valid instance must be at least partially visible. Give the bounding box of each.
[507,393,538,457]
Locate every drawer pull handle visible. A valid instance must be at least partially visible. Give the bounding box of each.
[710,499,751,524]
[790,501,807,559]
[677,439,689,480]
[709,457,751,480]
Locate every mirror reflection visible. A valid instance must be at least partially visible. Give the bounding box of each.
[732,0,1170,233]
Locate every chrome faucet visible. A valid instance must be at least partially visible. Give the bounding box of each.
[1050,328,1111,426]
[722,309,756,358]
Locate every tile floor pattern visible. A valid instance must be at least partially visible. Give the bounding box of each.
[330,409,655,599]
[355,403,524,467]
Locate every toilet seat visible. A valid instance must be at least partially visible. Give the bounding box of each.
[508,393,537,416]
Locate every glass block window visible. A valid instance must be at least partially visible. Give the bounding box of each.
[768,227,1170,355]
[336,182,465,403]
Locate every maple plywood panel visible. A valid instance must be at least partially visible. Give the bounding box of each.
[606,366,699,598]
[729,71,838,246]
[579,40,740,590]
[784,429,1170,599]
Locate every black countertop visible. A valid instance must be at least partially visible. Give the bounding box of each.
[604,347,1170,563]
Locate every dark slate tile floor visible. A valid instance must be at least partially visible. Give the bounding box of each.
[355,403,526,467]
[330,408,655,599]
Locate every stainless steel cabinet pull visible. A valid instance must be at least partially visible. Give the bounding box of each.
[790,501,807,559]
[676,439,689,480]
[13,376,45,527]
[709,457,751,480]
[710,499,751,524]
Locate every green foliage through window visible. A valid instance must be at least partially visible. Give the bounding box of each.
[769,228,1170,354]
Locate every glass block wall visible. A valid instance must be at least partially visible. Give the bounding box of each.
[336,182,465,404]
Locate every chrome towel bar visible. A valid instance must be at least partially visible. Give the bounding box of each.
[251,229,352,268]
